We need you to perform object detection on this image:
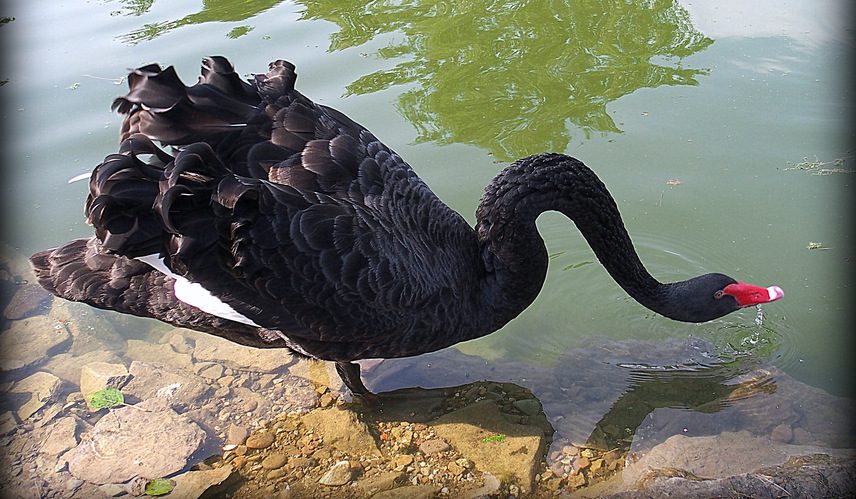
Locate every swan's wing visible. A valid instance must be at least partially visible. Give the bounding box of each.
[111,56,385,205]
[83,132,476,358]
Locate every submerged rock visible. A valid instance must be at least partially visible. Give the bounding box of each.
[68,400,206,484]
[122,361,211,411]
[9,371,62,421]
[0,316,71,372]
[79,362,131,410]
[189,332,296,372]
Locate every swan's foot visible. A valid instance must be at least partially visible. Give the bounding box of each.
[335,361,374,399]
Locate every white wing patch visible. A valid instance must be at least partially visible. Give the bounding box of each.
[136,254,261,327]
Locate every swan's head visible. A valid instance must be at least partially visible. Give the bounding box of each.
[662,273,784,323]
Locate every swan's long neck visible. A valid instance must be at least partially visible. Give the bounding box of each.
[475,154,665,326]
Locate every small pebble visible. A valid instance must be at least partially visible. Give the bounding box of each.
[261,452,288,470]
[246,431,275,449]
[319,460,353,486]
[418,438,450,455]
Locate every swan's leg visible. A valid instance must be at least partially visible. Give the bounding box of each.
[335,361,371,396]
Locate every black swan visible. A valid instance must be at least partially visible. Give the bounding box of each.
[30,57,783,395]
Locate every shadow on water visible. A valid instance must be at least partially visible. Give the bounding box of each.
[110,0,712,160]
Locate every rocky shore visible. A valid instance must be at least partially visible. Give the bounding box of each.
[1,244,854,498]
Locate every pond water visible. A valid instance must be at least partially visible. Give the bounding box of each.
[1,0,853,485]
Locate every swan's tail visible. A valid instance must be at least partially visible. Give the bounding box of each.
[28,237,272,348]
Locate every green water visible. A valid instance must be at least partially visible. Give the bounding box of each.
[1,0,853,399]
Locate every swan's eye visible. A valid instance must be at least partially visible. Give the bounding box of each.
[714,290,725,299]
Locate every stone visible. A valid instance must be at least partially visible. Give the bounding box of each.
[418,438,450,455]
[392,454,414,469]
[300,407,381,457]
[79,362,131,410]
[430,399,548,489]
[125,339,194,371]
[42,350,124,386]
[188,332,296,372]
[267,468,287,480]
[622,431,795,486]
[0,411,17,435]
[195,362,224,380]
[246,431,275,449]
[122,361,211,411]
[40,417,79,457]
[319,392,336,408]
[261,452,288,470]
[512,398,542,416]
[170,465,237,499]
[371,484,440,499]
[447,461,465,475]
[48,300,126,356]
[771,424,793,444]
[97,484,126,497]
[0,316,71,371]
[358,471,406,495]
[4,282,51,319]
[68,400,206,484]
[227,423,249,445]
[10,371,62,420]
[318,460,353,486]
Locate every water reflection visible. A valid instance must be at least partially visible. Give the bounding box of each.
[300,0,713,160]
[109,0,283,44]
[110,0,713,159]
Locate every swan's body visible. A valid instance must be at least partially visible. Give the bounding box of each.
[30,57,782,394]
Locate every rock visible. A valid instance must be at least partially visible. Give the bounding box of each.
[430,399,548,490]
[371,484,440,499]
[358,471,406,495]
[10,371,62,420]
[392,454,414,470]
[512,398,542,416]
[170,465,237,499]
[622,431,832,487]
[318,392,336,408]
[419,438,450,455]
[0,316,71,371]
[261,452,288,470]
[189,332,296,372]
[79,362,131,410]
[125,339,194,371]
[300,407,381,457]
[122,361,211,411]
[49,300,126,356]
[68,400,206,484]
[195,362,224,380]
[267,468,287,479]
[771,424,793,444]
[246,430,275,449]
[318,460,353,486]
[227,423,249,445]
[447,460,465,475]
[41,350,124,386]
[40,417,79,457]
[0,411,17,435]
[164,331,194,354]
[97,483,126,497]
[465,471,500,498]
[4,282,51,319]
[612,454,856,498]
